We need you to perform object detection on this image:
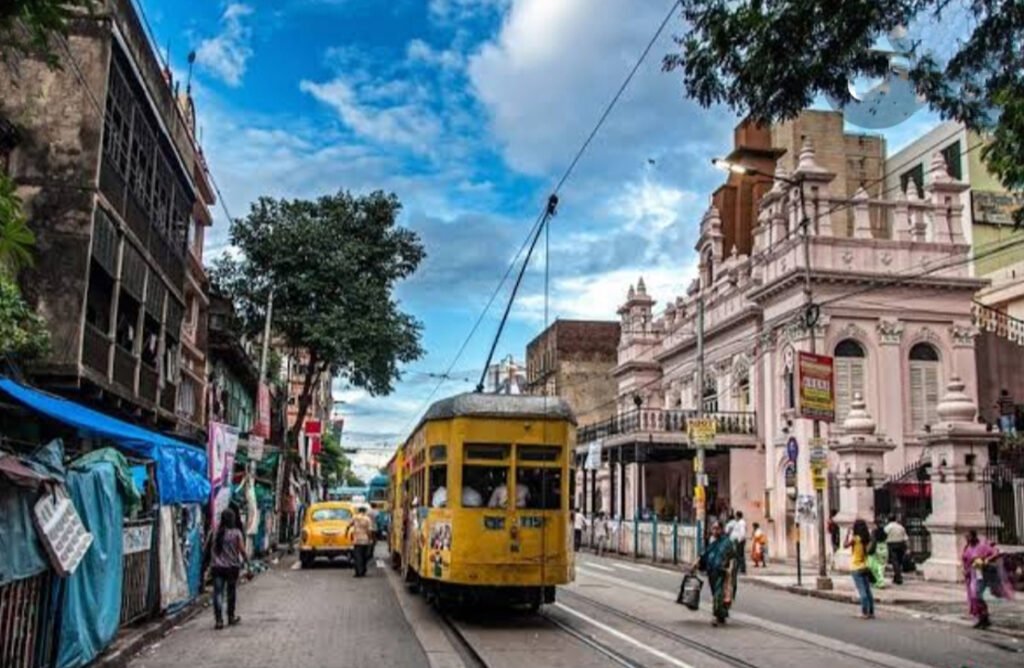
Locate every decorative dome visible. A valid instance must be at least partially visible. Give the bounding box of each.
[935,377,976,423]
[842,392,876,435]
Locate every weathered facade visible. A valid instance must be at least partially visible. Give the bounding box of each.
[208,293,258,432]
[0,0,215,435]
[525,320,620,427]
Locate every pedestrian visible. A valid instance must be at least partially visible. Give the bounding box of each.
[751,522,768,568]
[827,510,841,570]
[996,389,1017,437]
[724,511,737,540]
[347,506,375,577]
[210,508,248,630]
[573,509,586,552]
[962,529,1014,629]
[884,515,908,585]
[845,518,875,619]
[594,512,610,557]
[868,521,888,590]
[695,520,737,626]
[731,511,748,574]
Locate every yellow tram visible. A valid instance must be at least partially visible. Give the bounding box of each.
[388,392,575,608]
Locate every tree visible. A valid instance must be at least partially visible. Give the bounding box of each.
[0,173,48,362]
[1,0,97,68]
[664,0,1023,222]
[318,431,366,487]
[212,190,425,448]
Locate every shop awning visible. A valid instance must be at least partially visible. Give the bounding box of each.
[0,378,209,504]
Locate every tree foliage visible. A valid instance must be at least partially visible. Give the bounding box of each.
[0,173,36,276]
[319,431,364,487]
[0,0,97,68]
[212,190,425,446]
[665,0,1024,221]
[0,273,49,360]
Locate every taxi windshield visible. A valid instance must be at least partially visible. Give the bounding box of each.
[311,508,352,521]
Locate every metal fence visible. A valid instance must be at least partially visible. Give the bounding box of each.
[582,519,698,565]
[982,465,1024,546]
[120,518,156,625]
[0,571,57,668]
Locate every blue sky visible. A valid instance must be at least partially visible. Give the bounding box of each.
[143,0,950,460]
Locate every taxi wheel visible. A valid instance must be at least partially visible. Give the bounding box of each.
[300,554,314,569]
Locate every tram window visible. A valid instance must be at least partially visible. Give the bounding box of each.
[430,445,447,461]
[516,467,562,510]
[461,465,507,508]
[429,465,448,507]
[518,445,561,462]
[465,444,510,460]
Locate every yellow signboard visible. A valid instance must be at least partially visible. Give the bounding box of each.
[687,418,717,447]
[812,469,827,491]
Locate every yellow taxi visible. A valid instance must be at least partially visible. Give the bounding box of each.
[299,501,356,568]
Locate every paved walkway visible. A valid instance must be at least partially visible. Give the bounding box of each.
[128,549,428,668]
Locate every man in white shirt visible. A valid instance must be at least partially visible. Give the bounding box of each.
[884,515,909,585]
[431,486,447,508]
[731,511,748,574]
[573,510,586,552]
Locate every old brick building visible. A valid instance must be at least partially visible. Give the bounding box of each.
[525,319,621,427]
[0,0,216,436]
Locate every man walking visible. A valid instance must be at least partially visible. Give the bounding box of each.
[731,511,748,574]
[827,510,841,570]
[884,515,908,585]
[997,389,1017,437]
[347,506,375,577]
[573,509,586,552]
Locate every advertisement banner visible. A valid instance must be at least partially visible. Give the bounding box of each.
[797,352,835,422]
[584,440,602,470]
[248,435,265,462]
[208,421,239,532]
[252,383,271,438]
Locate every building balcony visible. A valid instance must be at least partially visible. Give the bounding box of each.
[576,408,758,449]
[82,323,111,377]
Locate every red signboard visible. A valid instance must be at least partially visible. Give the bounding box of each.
[304,420,322,435]
[252,382,271,438]
[797,352,835,423]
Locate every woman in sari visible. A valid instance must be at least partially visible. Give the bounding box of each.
[868,521,888,590]
[698,521,737,626]
[751,522,768,568]
[962,529,1013,629]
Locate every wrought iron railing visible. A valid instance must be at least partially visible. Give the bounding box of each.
[973,300,1024,346]
[120,519,156,625]
[0,571,57,668]
[577,408,757,444]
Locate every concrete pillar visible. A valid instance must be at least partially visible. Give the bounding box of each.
[830,394,894,571]
[921,378,998,582]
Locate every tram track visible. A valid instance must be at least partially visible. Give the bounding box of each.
[438,611,492,668]
[558,588,760,668]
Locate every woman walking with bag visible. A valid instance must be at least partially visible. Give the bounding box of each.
[210,508,249,630]
[962,529,1014,629]
[845,518,875,619]
[697,521,737,626]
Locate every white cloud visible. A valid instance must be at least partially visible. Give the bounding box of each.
[429,0,507,23]
[300,77,443,154]
[406,38,463,70]
[467,0,732,179]
[195,3,254,87]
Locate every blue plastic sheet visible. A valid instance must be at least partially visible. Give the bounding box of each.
[0,378,210,504]
[0,484,48,584]
[56,462,124,668]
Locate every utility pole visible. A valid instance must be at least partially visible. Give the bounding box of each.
[258,289,274,381]
[694,292,706,552]
[798,180,832,591]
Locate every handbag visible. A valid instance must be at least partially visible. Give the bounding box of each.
[677,574,703,611]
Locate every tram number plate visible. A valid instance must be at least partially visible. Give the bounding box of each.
[520,516,544,529]
[484,516,505,530]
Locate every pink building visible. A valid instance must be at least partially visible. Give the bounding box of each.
[595,139,988,564]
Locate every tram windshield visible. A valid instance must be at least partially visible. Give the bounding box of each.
[516,467,562,510]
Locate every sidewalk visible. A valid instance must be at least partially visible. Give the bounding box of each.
[742,562,1024,637]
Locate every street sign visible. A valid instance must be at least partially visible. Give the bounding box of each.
[797,352,835,422]
[796,493,817,522]
[786,436,799,463]
[687,418,717,447]
[809,437,826,466]
[812,468,828,491]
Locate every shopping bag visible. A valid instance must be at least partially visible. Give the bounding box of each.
[677,574,703,611]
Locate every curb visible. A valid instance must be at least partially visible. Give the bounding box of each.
[744,576,1024,640]
[89,595,209,668]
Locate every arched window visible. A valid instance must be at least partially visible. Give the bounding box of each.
[835,339,866,424]
[909,342,940,430]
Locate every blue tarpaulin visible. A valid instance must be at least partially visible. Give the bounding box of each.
[0,378,209,504]
[57,461,124,668]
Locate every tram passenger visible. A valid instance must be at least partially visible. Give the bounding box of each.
[432,486,447,508]
[488,482,530,508]
[462,486,483,507]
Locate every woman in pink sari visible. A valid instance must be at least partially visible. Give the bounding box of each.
[962,530,1013,629]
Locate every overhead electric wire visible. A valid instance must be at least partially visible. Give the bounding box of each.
[400,0,683,439]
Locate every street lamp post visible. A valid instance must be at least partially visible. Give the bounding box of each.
[712,157,832,590]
